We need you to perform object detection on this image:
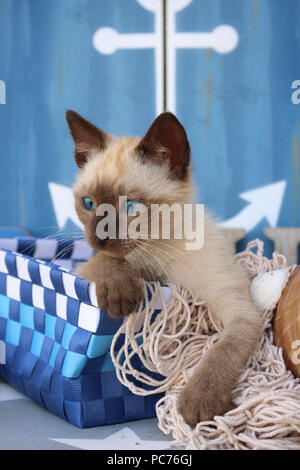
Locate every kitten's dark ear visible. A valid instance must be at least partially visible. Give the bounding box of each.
[136,112,190,179]
[66,110,110,168]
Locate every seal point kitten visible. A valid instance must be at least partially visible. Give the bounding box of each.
[66,110,262,427]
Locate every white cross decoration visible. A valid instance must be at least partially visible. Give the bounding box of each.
[93,0,238,114]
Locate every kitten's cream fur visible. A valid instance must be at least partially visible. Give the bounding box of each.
[66,110,262,427]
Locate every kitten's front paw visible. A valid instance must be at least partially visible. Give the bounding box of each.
[177,373,234,428]
[95,274,144,318]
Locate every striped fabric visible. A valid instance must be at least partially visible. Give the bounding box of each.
[0,238,165,428]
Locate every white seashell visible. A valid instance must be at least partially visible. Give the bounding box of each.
[250,268,291,312]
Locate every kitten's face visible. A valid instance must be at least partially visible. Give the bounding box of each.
[66,111,191,257]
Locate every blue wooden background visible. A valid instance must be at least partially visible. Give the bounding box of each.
[0,0,299,253]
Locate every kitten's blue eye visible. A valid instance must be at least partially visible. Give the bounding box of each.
[127,200,140,215]
[82,197,95,211]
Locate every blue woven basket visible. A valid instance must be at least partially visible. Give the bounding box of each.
[0,237,164,428]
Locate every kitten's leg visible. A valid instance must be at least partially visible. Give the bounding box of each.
[173,250,262,426]
[177,306,262,426]
[75,252,143,318]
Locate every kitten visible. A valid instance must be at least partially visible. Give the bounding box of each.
[66,110,262,427]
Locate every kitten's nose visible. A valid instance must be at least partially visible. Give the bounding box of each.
[94,233,109,245]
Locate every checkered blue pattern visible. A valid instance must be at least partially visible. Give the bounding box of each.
[0,237,95,271]
[0,237,165,428]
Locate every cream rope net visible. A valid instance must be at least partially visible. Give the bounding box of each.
[110,240,300,450]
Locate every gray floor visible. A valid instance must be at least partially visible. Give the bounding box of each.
[0,378,172,450]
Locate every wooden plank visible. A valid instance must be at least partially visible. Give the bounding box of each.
[264,228,300,265]
[221,228,246,254]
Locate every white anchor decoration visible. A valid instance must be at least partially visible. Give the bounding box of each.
[49,2,288,236]
[93,0,239,114]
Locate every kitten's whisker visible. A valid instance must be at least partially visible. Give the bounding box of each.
[31,226,83,233]
[17,232,76,256]
[18,231,84,256]
[51,243,75,259]
[134,240,174,285]
[142,249,173,285]
[130,240,159,282]
[146,240,190,275]
[50,249,74,264]
[43,231,83,240]
[143,242,182,285]
[128,244,155,284]
[151,239,188,259]
[147,240,190,273]
[135,237,186,275]
[129,235,189,263]
[50,241,82,264]
[133,242,159,282]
